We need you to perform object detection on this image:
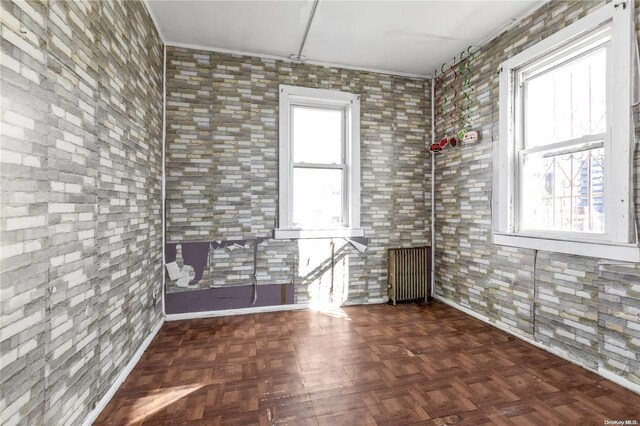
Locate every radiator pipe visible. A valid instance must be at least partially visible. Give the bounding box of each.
[293,0,320,61]
[251,241,258,306]
[162,44,167,315]
[429,77,435,302]
[329,239,335,303]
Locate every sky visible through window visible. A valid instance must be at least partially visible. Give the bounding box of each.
[521,47,606,233]
[292,106,345,228]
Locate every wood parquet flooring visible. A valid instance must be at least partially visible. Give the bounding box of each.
[95,302,640,425]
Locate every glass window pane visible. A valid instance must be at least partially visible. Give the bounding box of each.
[521,146,604,233]
[292,107,343,164]
[293,168,343,228]
[524,47,606,148]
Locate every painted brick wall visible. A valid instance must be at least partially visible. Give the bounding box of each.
[0,1,164,424]
[433,0,640,385]
[165,47,432,305]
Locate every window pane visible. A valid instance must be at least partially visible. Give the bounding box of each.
[521,146,604,233]
[293,168,343,228]
[524,47,606,148]
[292,107,343,164]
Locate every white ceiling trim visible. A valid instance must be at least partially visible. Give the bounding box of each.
[165,41,431,79]
[144,0,552,80]
[142,0,166,42]
[477,0,549,49]
[430,0,550,76]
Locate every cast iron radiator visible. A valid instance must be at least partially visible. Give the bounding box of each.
[387,246,431,305]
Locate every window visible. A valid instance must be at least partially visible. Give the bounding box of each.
[275,85,363,239]
[519,29,608,234]
[494,2,638,262]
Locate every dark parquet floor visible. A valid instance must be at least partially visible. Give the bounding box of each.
[95,301,640,425]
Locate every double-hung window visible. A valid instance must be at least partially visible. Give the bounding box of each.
[519,28,609,235]
[494,1,638,261]
[275,85,363,239]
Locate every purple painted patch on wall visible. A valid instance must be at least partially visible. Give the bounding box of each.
[165,284,295,314]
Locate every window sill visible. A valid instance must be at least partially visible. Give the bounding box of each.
[273,227,365,240]
[493,233,640,262]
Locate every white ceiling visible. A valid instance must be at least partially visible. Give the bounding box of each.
[147,0,544,77]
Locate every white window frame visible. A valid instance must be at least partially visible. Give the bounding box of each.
[275,85,363,239]
[494,0,639,262]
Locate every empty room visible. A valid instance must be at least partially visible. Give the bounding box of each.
[1,0,640,424]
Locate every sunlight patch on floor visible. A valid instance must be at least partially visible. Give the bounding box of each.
[308,303,352,320]
[124,384,204,424]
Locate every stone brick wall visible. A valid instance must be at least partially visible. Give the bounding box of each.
[165,47,432,305]
[0,1,163,425]
[433,0,640,385]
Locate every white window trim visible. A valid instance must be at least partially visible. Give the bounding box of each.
[275,85,363,239]
[494,0,639,262]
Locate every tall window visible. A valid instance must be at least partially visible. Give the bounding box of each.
[292,106,345,228]
[275,85,362,239]
[518,29,608,234]
[495,2,637,262]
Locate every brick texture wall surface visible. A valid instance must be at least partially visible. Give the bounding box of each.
[433,0,640,386]
[0,1,164,425]
[165,47,432,305]
[3,1,638,424]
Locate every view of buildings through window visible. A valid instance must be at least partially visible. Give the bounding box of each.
[519,41,607,234]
